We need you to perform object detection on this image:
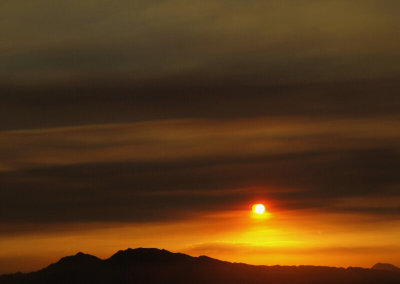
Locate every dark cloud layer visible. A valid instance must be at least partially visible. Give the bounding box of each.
[1,79,400,131]
[2,1,400,84]
[1,1,400,232]
[1,146,399,224]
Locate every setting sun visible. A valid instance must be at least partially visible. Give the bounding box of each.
[252,204,266,214]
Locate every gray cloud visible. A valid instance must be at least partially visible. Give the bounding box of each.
[1,0,400,236]
[2,0,400,85]
[1,79,400,131]
[1,116,400,226]
[2,1,400,133]
[1,146,399,224]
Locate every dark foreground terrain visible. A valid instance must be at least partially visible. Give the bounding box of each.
[1,248,400,284]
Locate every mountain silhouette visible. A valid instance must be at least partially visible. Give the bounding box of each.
[1,248,400,284]
[372,263,400,273]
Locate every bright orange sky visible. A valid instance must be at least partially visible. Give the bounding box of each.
[0,213,399,273]
[1,195,400,273]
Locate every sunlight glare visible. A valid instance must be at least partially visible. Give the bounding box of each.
[253,204,265,214]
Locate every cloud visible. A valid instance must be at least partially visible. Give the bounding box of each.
[1,118,399,224]
[1,79,400,131]
[2,0,400,85]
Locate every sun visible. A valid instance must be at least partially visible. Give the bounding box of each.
[252,204,265,215]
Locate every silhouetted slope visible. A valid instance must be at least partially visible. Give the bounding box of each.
[47,252,102,269]
[107,248,194,265]
[1,248,400,284]
[372,263,400,272]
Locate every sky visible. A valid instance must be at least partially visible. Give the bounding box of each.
[1,0,400,274]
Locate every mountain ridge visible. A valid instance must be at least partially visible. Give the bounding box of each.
[1,248,400,284]
[372,262,400,272]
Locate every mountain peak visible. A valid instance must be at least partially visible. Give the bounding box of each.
[106,247,192,265]
[45,251,101,271]
[372,263,400,272]
[109,247,168,258]
[74,252,87,257]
